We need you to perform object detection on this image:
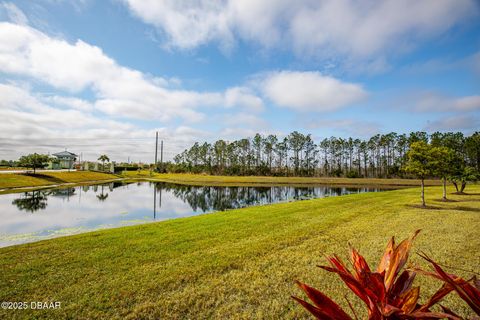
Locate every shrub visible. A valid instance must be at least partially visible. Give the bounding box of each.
[346,170,360,178]
[293,230,480,319]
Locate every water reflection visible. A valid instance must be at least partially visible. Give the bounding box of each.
[50,187,76,198]
[11,191,49,213]
[1,182,386,247]
[96,185,109,201]
[157,183,378,212]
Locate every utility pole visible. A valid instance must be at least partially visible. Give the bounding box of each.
[160,140,163,167]
[154,131,158,166]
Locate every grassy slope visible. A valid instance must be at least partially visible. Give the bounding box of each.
[122,171,442,187]
[0,171,119,190]
[0,171,441,191]
[0,185,479,319]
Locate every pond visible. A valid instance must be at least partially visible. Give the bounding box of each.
[0,182,387,247]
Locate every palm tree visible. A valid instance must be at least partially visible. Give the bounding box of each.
[98,154,110,171]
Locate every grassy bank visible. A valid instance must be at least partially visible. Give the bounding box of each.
[0,171,119,191]
[122,171,442,187]
[0,171,442,192]
[0,185,478,319]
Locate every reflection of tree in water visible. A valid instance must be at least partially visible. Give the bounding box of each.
[96,193,109,201]
[12,191,49,213]
[49,188,75,198]
[82,182,125,194]
[93,182,127,201]
[96,184,109,201]
[156,183,374,212]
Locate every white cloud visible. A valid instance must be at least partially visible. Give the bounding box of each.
[0,83,210,161]
[259,71,367,112]
[224,87,264,112]
[0,2,28,25]
[0,20,273,160]
[411,92,480,112]
[122,0,477,61]
[0,22,266,123]
[222,112,267,128]
[455,96,480,111]
[123,0,234,51]
[425,115,479,131]
[44,96,94,112]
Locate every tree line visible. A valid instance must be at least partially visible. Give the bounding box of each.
[171,131,480,179]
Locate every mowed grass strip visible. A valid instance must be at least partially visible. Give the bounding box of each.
[0,170,442,190]
[0,185,479,319]
[122,171,442,187]
[0,171,118,190]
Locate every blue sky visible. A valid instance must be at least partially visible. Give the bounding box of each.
[0,0,479,162]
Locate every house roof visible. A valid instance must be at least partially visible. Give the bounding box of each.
[52,151,77,158]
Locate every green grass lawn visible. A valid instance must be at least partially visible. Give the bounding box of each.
[0,185,478,319]
[122,171,442,187]
[0,171,119,190]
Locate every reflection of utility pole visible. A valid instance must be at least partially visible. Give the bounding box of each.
[153,184,162,220]
[153,184,157,220]
[159,186,162,209]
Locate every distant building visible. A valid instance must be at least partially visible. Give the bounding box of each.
[51,151,77,169]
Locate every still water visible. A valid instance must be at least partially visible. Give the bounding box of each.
[0,182,386,247]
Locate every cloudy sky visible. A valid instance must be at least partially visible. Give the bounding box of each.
[0,0,479,162]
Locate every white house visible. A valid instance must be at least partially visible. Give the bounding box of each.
[51,151,77,169]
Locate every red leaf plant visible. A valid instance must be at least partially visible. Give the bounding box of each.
[416,253,480,318]
[293,230,470,319]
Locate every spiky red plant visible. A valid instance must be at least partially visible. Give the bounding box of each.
[293,230,465,319]
[417,253,480,318]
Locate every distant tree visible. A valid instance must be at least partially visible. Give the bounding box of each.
[170,131,477,181]
[274,137,288,176]
[213,140,227,173]
[288,131,306,175]
[465,132,480,171]
[430,146,456,201]
[252,133,263,168]
[450,166,478,194]
[263,134,277,172]
[17,153,51,174]
[408,131,429,145]
[97,155,110,171]
[404,141,434,207]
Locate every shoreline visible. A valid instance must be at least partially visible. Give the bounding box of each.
[0,171,444,194]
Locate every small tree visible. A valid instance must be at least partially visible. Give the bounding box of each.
[430,146,456,201]
[17,153,51,174]
[404,141,434,206]
[98,155,110,171]
[450,166,479,194]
